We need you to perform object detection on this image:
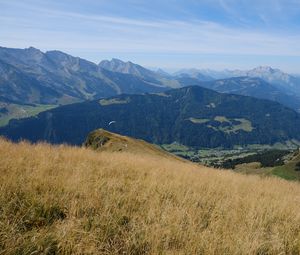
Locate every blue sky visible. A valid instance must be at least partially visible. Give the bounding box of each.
[1,0,300,73]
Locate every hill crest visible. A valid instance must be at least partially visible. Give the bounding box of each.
[84,128,182,160]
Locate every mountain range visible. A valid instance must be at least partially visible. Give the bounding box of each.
[177,76,300,111]
[0,46,299,109]
[93,63,300,111]
[175,66,300,96]
[0,46,180,126]
[0,47,175,106]
[2,86,300,148]
[1,46,300,149]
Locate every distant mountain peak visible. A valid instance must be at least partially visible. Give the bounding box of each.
[45,50,80,63]
[156,68,171,77]
[100,58,136,68]
[99,58,155,78]
[24,47,43,57]
[99,58,129,70]
[111,58,127,64]
[173,68,214,81]
[26,46,40,51]
[46,49,69,55]
[251,66,280,74]
[245,66,296,87]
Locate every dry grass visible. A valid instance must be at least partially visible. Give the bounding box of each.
[84,129,183,161]
[0,139,300,254]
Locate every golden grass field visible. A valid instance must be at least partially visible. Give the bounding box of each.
[1,138,300,254]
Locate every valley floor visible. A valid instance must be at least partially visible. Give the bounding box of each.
[0,139,300,254]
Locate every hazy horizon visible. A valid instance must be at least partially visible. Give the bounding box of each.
[1,0,300,73]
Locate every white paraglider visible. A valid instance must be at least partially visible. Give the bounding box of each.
[108,121,116,126]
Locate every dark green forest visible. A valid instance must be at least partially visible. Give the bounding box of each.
[2,86,300,148]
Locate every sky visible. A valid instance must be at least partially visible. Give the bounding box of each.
[1,0,300,73]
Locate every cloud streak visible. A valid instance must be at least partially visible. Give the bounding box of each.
[0,0,300,72]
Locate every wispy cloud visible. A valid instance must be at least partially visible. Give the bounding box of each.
[0,0,300,72]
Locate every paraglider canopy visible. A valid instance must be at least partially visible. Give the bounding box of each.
[108,121,116,126]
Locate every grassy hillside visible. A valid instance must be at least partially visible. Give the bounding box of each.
[272,151,300,180]
[84,129,182,161]
[1,139,300,254]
